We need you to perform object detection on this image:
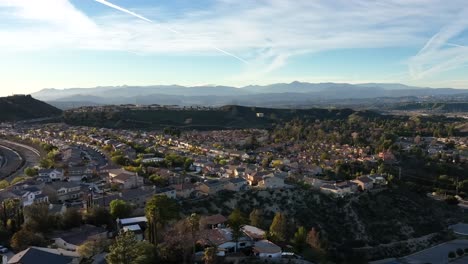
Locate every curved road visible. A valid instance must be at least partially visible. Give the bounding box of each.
[0,139,41,181]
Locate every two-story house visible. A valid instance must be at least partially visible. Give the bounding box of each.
[43,182,83,203]
[38,168,64,182]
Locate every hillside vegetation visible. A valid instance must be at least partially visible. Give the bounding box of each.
[392,102,468,112]
[63,105,382,130]
[0,95,62,122]
[182,187,462,262]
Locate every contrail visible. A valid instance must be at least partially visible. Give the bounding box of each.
[94,0,248,64]
[447,43,468,48]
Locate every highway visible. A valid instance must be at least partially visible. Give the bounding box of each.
[0,139,41,181]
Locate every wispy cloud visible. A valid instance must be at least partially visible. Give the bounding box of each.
[93,0,248,64]
[0,0,467,81]
[408,7,468,79]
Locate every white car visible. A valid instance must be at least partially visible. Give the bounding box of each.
[0,246,8,253]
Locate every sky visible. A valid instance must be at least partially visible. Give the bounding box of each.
[0,0,468,96]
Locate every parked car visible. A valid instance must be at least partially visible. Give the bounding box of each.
[0,246,9,253]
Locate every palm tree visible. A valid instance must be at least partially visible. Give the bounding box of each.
[203,246,217,264]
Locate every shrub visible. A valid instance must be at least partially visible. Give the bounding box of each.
[448,251,456,258]
[456,248,464,256]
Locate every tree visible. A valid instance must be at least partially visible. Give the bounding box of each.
[112,155,127,166]
[145,195,180,246]
[110,199,132,219]
[269,212,288,242]
[10,229,45,251]
[10,176,28,185]
[203,246,217,264]
[307,227,324,252]
[189,213,201,256]
[0,180,9,189]
[228,208,245,252]
[24,167,37,177]
[60,208,82,229]
[107,231,156,264]
[85,206,112,227]
[249,209,264,229]
[78,237,110,259]
[291,226,307,253]
[149,175,168,187]
[39,158,54,169]
[23,203,55,233]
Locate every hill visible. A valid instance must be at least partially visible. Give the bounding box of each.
[0,95,62,122]
[182,187,462,262]
[62,105,380,130]
[391,102,468,112]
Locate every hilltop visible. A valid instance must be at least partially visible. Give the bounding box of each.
[0,95,62,122]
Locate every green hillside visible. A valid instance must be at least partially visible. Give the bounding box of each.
[392,102,468,112]
[0,95,62,122]
[63,105,382,130]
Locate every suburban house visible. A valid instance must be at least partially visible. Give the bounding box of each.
[155,186,176,199]
[368,174,388,185]
[253,240,282,258]
[43,181,83,203]
[197,228,253,256]
[242,225,266,241]
[197,180,225,195]
[224,178,247,192]
[320,181,358,196]
[67,166,94,182]
[172,183,196,199]
[10,186,48,206]
[117,216,148,241]
[352,176,374,190]
[51,225,108,251]
[258,176,285,189]
[304,177,336,188]
[37,168,64,182]
[201,214,227,229]
[108,169,144,189]
[246,171,274,186]
[7,246,80,264]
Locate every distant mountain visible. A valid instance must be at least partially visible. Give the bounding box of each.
[0,95,62,122]
[32,82,468,109]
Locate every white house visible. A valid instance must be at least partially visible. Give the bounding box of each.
[258,176,285,189]
[253,240,282,258]
[38,169,64,182]
[197,228,253,256]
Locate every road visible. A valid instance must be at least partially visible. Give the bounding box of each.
[0,145,23,179]
[0,140,41,181]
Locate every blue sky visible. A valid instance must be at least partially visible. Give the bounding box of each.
[0,0,468,96]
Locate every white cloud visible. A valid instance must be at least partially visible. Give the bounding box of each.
[0,0,467,82]
[408,6,468,79]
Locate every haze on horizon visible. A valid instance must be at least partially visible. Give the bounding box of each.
[1,0,468,97]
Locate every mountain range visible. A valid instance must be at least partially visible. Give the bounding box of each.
[31,82,468,109]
